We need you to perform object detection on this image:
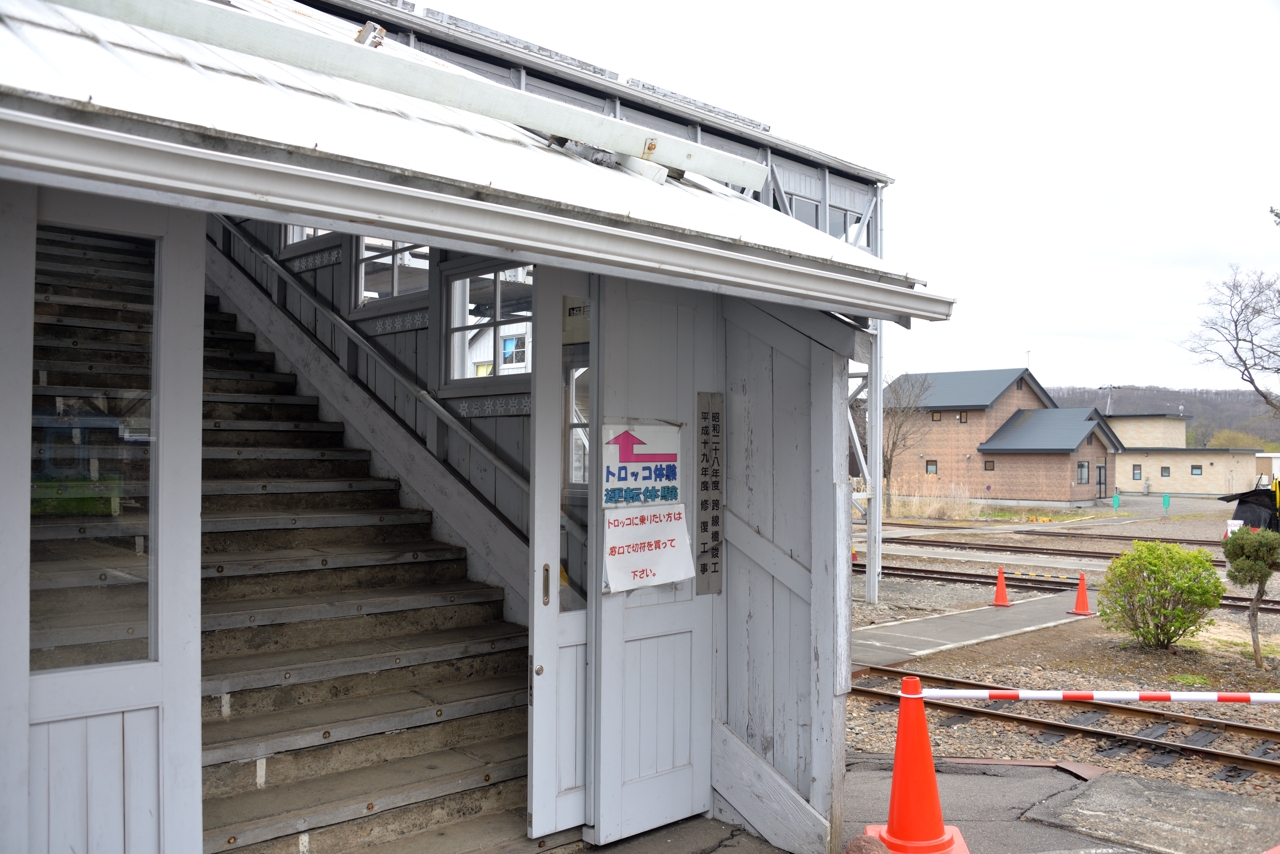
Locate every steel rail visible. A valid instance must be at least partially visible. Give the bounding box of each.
[850,564,1280,614]
[849,676,1280,783]
[897,537,1228,568]
[214,215,530,495]
[881,522,1224,549]
[859,665,1280,742]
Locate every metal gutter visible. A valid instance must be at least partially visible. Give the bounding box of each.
[0,107,954,320]
[50,0,768,191]
[308,0,894,186]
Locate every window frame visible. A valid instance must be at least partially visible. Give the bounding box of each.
[984,460,995,471]
[959,411,968,423]
[1132,464,1142,481]
[925,459,938,475]
[351,236,431,313]
[1160,466,1171,477]
[931,411,942,422]
[1191,464,1203,476]
[438,258,535,395]
[1077,461,1090,484]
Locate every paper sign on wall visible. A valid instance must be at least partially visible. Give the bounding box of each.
[601,421,693,591]
[603,505,696,592]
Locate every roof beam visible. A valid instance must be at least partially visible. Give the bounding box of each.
[50,0,768,190]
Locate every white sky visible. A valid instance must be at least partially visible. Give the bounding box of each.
[448,1,1280,389]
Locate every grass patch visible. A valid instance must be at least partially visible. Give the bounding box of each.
[1170,673,1210,687]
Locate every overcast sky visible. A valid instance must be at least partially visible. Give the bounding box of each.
[450,1,1279,390]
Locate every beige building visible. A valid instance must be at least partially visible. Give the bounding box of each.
[1104,414,1260,497]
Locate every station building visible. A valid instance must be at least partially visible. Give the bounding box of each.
[0,1,955,852]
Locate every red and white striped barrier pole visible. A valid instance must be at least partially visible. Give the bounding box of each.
[920,689,1280,703]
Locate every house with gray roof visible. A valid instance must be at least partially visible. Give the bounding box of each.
[887,369,1122,506]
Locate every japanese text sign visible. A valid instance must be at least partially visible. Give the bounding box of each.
[603,505,696,592]
[602,422,681,507]
[695,392,724,595]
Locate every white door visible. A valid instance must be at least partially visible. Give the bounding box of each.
[584,278,715,846]
[527,267,589,837]
[7,186,205,852]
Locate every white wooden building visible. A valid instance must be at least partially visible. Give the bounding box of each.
[0,1,954,852]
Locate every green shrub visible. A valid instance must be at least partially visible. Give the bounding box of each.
[1098,541,1225,649]
[1222,527,1279,668]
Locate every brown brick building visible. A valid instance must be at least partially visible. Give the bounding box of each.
[889,368,1123,506]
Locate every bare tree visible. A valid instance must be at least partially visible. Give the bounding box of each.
[1186,266,1280,412]
[851,373,933,514]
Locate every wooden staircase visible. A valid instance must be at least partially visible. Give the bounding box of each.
[29,225,578,854]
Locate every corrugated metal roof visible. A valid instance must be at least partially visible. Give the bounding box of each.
[0,0,944,313]
[978,408,1120,453]
[895,368,1052,410]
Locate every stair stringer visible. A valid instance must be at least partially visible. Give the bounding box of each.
[206,248,530,625]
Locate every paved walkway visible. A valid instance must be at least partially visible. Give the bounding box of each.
[849,588,1094,666]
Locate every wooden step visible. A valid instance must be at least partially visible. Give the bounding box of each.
[201,621,526,696]
[30,507,434,540]
[35,292,153,313]
[202,540,461,580]
[202,674,525,765]
[203,419,342,433]
[201,734,526,853]
[201,581,501,631]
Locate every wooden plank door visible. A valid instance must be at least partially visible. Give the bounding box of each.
[15,188,205,853]
[584,278,716,846]
[714,298,851,854]
[527,267,589,837]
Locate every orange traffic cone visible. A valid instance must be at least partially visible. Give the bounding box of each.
[865,676,969,854]
[1068,572,1095,616]
[992,567,1012,607]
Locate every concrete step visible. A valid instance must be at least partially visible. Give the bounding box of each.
[200,621,525,697]
[30,507,433,541]
[361,809,580,854]
[202,581,503,632]
[201,733,526,853]
[202,674,526,765]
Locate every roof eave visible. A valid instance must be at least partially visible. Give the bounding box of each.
[0,105,953,320]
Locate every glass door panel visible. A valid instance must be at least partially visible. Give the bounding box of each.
[29,225,156,671]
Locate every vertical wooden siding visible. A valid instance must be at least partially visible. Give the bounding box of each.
[724,307,815,798]
[28,700,161,852]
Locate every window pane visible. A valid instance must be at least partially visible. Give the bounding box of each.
[451,328,493,380]
[792,197,819,229]
[1132,465,1142,480]
[826,208,846,238]
[498,266,534,322]
[925,460,937,474]
[498,323,530,375]
[451,275,497,328]
[284,225,330,245]
[395,246,430,296]
[31,226,155,671]
[1161,467,1170,477]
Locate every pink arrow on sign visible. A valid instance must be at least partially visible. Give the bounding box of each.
[607,430,677,463]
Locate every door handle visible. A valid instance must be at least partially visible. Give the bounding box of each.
[543,563,550,605]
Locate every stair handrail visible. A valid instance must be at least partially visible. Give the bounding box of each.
[213,215,531,495]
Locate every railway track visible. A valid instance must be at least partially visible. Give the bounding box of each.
[851,563,1280,614]
[889,536,1229,568]
[882,522,1224,549]
[850,664,1280,778]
